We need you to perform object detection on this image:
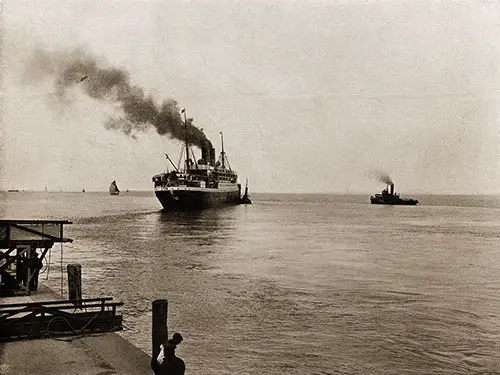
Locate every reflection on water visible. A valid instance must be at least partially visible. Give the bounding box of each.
[155,207,239,248]
[3,193,500,374]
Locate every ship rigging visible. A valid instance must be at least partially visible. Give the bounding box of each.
[152,109,248,210]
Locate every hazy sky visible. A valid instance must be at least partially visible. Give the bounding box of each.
[1,0,500,194]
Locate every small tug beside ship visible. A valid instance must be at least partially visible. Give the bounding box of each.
[370,183,418,205]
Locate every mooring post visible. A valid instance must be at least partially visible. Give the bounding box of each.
[152,299,168,360]
[67,264,82,306]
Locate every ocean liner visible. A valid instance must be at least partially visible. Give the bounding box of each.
[152,110,243,210]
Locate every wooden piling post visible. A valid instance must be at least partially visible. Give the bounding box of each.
[152,299,168,360]
[67,264,82,305]
[26,246,32,296]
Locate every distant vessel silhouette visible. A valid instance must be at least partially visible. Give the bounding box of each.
[240,178,251,204]
[370,183,418,205]
[109,180,120,196]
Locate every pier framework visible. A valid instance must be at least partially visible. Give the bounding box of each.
[0,219,73,297]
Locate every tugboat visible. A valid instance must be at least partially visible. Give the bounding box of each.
[240,178,251,204]
[370,183,418,205]
[109,180,120,196]
[152,109,244,211]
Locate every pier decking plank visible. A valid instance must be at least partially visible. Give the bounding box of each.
[0,285,151,375]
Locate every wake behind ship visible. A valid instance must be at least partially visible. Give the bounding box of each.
[152,111,243,211]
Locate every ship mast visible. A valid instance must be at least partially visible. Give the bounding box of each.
[182,108,189,171]
[220,131,225,168]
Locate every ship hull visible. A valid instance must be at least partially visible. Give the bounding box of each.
[155,186,241,210]
[240,197,251,204]
[370,198,418,205]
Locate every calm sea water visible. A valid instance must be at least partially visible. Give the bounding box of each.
[2,191,500,374]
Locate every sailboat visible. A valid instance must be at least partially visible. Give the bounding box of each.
[109,180,120,196]
[240,178,251,204]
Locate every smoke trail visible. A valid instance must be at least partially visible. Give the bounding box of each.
[23,46,211,148]
[367,170,393,185]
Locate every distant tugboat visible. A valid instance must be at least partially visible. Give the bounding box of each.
[370,183,418,205]
[109,180,120,196]
[240,178,251,204]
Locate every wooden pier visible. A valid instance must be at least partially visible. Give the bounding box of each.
[0,286,151,375]
[0,297,124,342]
[0,219,72,297]
[0,219,152,374]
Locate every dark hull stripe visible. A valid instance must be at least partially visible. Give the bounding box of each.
[370,200,418,205]
[155,189,241,210]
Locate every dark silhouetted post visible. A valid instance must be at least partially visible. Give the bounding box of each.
[67,264,82,306]
[152,299,168,360]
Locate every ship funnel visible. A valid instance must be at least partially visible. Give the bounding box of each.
[390,183,394,195]
[201,146,209,164]
[209,147,216,166]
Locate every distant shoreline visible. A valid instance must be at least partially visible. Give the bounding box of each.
[2,190,500,196]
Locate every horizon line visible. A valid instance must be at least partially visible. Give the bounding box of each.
[3,190,500,196]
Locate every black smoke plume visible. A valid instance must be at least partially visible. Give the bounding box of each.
[23,47,211,148]
[367,170,394,185]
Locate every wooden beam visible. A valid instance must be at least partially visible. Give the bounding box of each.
[11,224,68,242]
[0,302,124,314]
[0,247,16,261]
[0,220,72,225]
[0,297,114,308]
